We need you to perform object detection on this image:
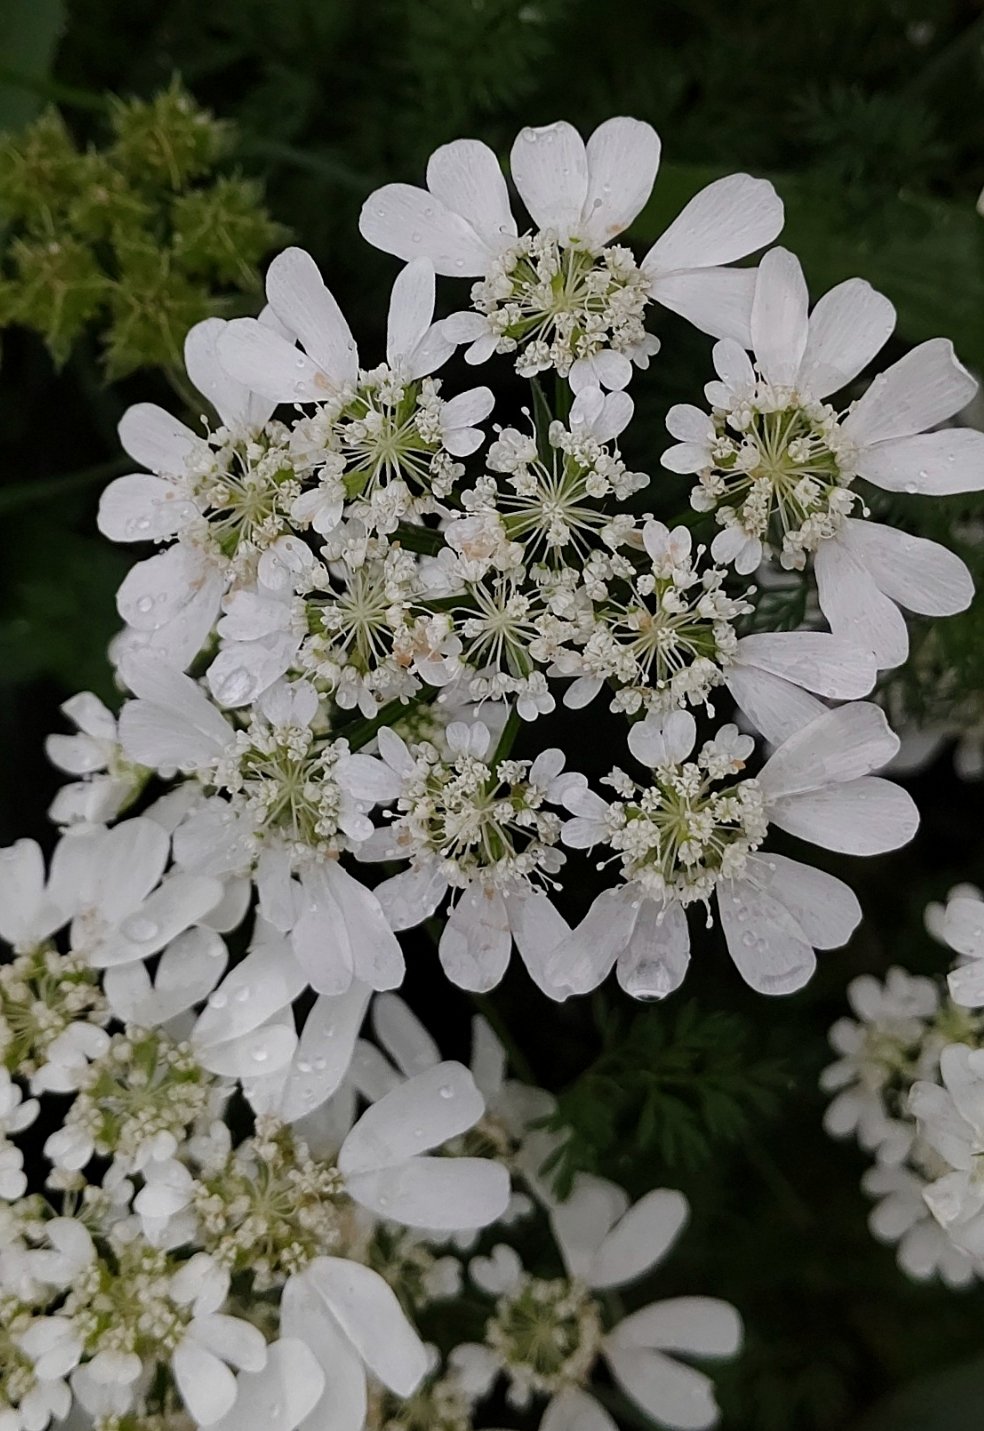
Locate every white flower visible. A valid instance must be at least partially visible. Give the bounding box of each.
[664,247,980,667]
[453,1175,741,1430]
[863,1162,981,1288]
[45,692,145,826]
[551,702,916,1000]
[910,1044,984,1259]
[941,889,984,1007]
[821,969,940,1163]
[361,118,781,387]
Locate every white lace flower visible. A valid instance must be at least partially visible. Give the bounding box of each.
[360,118,782,387]
[863,1162,981,1288]
[452,1174,740,1430]
[940,889,984,1008]
[45,692,146,827]
[551,702,916,1000]
[664,247,980,667]
[910,1044,984,1260]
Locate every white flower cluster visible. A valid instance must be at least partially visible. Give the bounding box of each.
[6,110,984,1427]
[821,889,984,1288]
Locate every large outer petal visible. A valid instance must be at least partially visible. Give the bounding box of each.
[647,265,757,344]
[338,1060,484,1173]
[735,631,875,699]
[814,535,910,670]
[579,117,661,248]
[604,1343,721,1431]
[840,519,974,617]
[344,1155,510,1230]
[546,889,639,996]
[439,886,512,991]
[385,258,436,370]
[184,317,275,429]
[217,318,334,403]
[642,174,783,274]
[608,1296,743,1355]
[748,853,861,949]
[208,1338,326,1431]
[425,139,516,248]
[587,1188,691,1288]
[510,121,589,240]
[265,248,358,384]
[616,900,691,1002]
[279,1280,366,1431]
[371,992,440,1078]
[118,403,203,474]
[854,428,984,496]
[842,337,977,446]
[724,666,828,748]
[359,183,493,274]
[758,701,900,800]
[750,247,809,388]
[766,777,919,854]
[303,1258,429,1395]
[796,279,895,399]
[718,879,817,994]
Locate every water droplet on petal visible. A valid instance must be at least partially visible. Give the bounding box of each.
[234,986,251,1003]
[120,915,159,943]
[209,991,228,1009]
[296,1059,313,1074]
[136,595,155,614]
[439,1084,454,1099]
[251,1047,269,1063]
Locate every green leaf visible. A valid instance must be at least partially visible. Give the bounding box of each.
[0,0,66,133]
[853,1356,984,1430]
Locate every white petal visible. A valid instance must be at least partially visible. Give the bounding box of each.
[304,1258,428,1395]
[579,117,661,247]
[541,1388,619,1431]
[750,247,809,387]
[92,872,222,966]
[118,654,232,760]
[326,863,405,992]
[0,839,48,945]
[628,709,697,769]
[843,337,978,445]
[279,1282,365,1431]
[944,896,984,958]
[425,138,516,247]
[191,1314,267,1372]
[643,174,783,274]
[196,1022,297,1078]
[718,879,817,994]
[194,942,306,1048]
[372,993,440,1077]
[173,1340,237,1426]
[470,1015,506,1099]
[589,1188,691,1288]
[610,1296,742,1356]
[278,985,371,1123]
[725,666,829,747]
[218,318,334,404]
[265,248,358,385]
[118,403,202,474]
[359,183,493,275]
[661,441,712,474]
[758,700,900,799]
[616,900,691,1001]
[386,259,436,369]
[735,631,875,699]
[98,474,196,543]
[750,853,861,950]
[855,428,984,496]
[814,535,910,670]
[508,891,572,999]
[374,865,448,932]
[796,279,895,399]
[606,1322,720,1426]
[841,519,974,617]
[550,1174,630,1275]
[649,265,757,344]
[665,403,715,444]
[208,1339,326,1431]
[546,889,639,996]
[441,384,496,429]
[185,317,274,430]
[767,777,919,855]
[339,1060,484,1173]
[91,817,169,921]
[345,1155,509,1230]
[438,887,512,991]
[510,121,589,239]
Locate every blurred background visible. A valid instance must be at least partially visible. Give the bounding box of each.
[1,1,984,1427]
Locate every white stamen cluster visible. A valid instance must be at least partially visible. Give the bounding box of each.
[0,947,106,1077]
[471,233,652,380]
[484,1271,603,1403]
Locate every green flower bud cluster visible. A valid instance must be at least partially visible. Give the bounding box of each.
[0,80,287,376]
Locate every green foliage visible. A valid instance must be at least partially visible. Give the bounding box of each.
[541,1000,788,1198]
[0,80,285,378]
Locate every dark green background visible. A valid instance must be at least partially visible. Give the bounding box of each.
[2,2,984,1427]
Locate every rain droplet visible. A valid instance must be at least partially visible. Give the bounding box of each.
[251,1047,269,1063]
[213,667,253,705]
[741,930,756,947]
[411,231,422,243]
[234,986,251,1003]
[313,1056,328,1072]
[297,1059,313,1073]
[135,595,155,614]
[209,991,228,1009]
[439,1083,454,1099]
[120,915,159,943]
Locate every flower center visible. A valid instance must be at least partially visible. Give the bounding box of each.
[486,1272,603,1400]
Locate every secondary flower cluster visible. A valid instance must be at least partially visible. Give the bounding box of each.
[5,110,984,1428]
[821,887,984,1287]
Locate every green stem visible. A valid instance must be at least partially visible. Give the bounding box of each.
[393,521,444,555]
[0,65,109,113]
[0,457,127,514]
[341,686,435,751]
[490,702,521,768]
[553,372,572,424]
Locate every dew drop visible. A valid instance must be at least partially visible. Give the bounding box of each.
[313,1056,328,1071]
[296,1059,313,1073]
[135,595,155,615]
[121,915,159,943]
[411,231,422,243]
[251,1047,269,1063]
[439,1083,454,1099]
[741,930,756,947]
[209,991,228,1009]
[904,481,918,495]
[234,986,251,1003]
[213,666,253,706]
